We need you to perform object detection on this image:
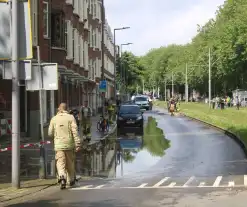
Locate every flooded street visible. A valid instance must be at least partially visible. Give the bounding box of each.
[5,109,247,207]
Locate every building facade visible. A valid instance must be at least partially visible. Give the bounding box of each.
[0,0,115,139]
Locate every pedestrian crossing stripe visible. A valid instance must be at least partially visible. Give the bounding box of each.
[70,175,247,190]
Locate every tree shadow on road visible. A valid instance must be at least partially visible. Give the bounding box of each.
[5,198,131,207]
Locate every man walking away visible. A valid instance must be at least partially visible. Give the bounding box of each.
[79,101,92,141]
[48,103,81,189]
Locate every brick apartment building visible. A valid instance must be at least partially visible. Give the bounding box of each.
[0,0,115,139]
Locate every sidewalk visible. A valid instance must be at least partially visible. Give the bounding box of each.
[0,178,57,204]
[0,176,95,205]
[0,114,117,183]
[0,114,115,147]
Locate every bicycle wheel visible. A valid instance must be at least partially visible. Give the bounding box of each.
[105,121,109,132]
[97,121,101,131]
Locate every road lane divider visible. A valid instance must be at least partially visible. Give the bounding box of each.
[183,176,195,187]
[137,183,148,188]
[198,182,205,187]
[70,175,247,190]
[213,176,222,187]
[153,177,170,187]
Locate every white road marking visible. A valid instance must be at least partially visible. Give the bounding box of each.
[228,181,234,187]
[198,182,205,187]
[153,177,170,187]
[95,185,105,189]
[71,185,93,190]
[167,182,176,187]
[183,176,195,187]
[137,183,148,188]
[244,175,247,186]
[70,175,247,190]
[213,176,222,187]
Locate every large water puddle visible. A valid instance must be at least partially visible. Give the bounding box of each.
[77,116,170,178]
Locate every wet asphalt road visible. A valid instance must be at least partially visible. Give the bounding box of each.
[5,108,247,207]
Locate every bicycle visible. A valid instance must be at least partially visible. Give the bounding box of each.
[97,115,109,133]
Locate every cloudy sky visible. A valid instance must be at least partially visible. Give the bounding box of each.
[105,0,225,56]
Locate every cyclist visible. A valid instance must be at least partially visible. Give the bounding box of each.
[116,92,121,112]
[107,98,115,124]
[79,100,92,141]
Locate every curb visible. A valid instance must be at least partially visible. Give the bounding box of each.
[0,180,58,204]
[179,112,247,157]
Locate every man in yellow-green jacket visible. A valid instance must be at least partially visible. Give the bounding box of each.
[48,103,81,189]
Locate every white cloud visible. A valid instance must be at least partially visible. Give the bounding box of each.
[105,0,225,56]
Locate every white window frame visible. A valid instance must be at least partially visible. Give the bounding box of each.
[79,0,84,22]
[83,0,88,20]
[66,21,73,60]
[73,30,80,64]
[43,1,49,38]
[84,40,89,70]
[73,0,79,15]
[72,28,75,60]
[94,2,97,19]
[80,36,84,67]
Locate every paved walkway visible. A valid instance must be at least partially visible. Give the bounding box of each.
[0,114,116,184]
[0,114,115,147]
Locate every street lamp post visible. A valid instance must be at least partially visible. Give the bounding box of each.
[120,43,133,96]
[113,27,130,100]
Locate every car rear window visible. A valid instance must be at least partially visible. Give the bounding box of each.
[135,97,148,101]
[119,105,140,114]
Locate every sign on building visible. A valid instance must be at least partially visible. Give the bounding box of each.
[26,63,58,91]
[99,80,107,92]
[0,60,32,80]
[0,0,32,60]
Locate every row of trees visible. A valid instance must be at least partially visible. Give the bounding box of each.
[117,0,247,97]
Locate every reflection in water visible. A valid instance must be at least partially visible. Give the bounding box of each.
[115,116,170,177]
[74,116,170,179]
[143,116,170,157]
[77,135,117,178]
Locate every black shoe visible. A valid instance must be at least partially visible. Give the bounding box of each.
[60,176,66,190]
[69,181,76,187]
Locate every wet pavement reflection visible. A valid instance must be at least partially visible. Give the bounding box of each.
[78,115,170,179]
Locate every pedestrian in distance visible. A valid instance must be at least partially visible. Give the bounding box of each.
[79,100,92,141]
[48,103,81,189]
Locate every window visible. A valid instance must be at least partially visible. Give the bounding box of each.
[73,30,80,64]
[94,3,97,18]
[30,0,38,45]
[72,28,75,59]
[51,12,66,48]
[43,1,49,37]
[77,31,80,64]
[94,30,97,48]
[73,0,79,15]
[80,37,84,67]
[135,96,148,102]
[65,21,67,49]
[119,105,140,114]
[84,41,89,70]
[66,21,73,59]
